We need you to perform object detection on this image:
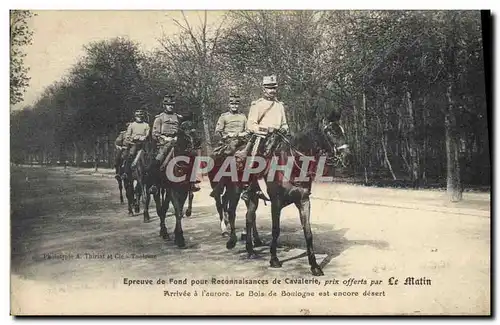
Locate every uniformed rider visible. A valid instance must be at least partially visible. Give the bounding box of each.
[241,75,289,201]
[114,122,131,180]
[122,110,150,178]
[214,93,248,154]
[209,93,248,198]
[147,94,200,194]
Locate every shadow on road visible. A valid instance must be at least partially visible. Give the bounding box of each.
[10,166,389,282]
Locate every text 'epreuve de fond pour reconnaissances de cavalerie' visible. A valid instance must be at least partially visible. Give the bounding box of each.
[122,276,433,298]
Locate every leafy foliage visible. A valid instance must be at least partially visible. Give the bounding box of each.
[11,11,489,189]
[10,10,35,105]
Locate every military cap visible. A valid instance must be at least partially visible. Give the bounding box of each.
[262,75,278,88]
[162,94,175,105]
[229,94,241,104]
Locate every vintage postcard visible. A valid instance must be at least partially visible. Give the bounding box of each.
[9,9,491,315]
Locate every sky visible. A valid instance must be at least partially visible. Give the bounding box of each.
[13,10,226,110]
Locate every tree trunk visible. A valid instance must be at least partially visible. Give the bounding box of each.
[381,133,397,180]
[353,100,361,175]
[445,83,462,202]
[362,91,369,184]
[94,137,100,172]
[421,97,428,185]
[107,135,114,169]
[200,99,212,155]
[376,113,397,181]
[406,90,419,188]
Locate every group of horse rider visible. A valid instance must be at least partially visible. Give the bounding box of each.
[114,74,289,201]
[114,94,201,193]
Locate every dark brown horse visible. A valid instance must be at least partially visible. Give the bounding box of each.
[143,122,199,247]
[116,176,124,204]
[242,117,348,276]
[207,140,264,248]
[122,146,148,216]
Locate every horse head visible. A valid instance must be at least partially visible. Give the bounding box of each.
[319,115,350,167]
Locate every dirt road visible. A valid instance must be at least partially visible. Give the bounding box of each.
[10,166,490,315]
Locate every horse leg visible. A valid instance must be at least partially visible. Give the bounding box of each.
[270,198,283,268]
[134,181,141,213]
[222,190,230,235]
[155,191,169,240]
[118,179,124,204]
[296,198,323,276]
[171,189,188,248]
[212,184,228,237]
[225,187,238,249]
[125,180,134,215]
[143,186,151,223]
[253,220,264,247]
[185,190,194,217]
[244,194,260,259]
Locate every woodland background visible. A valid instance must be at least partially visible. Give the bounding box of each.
[10,10,491,200]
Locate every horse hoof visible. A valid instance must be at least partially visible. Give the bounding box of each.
[226,236,237,250]
[134,206,140,213]
[143,217,151,223]
[311,266,324,276]
[247,252,261,260]
[128,211,134,216]
[270,258,282,268]
[221,231,229,238]
[175,237,186,248]
[160,230,169,240]
[240,233,247,241]
[253,239,264,247]
[185,210,191,217]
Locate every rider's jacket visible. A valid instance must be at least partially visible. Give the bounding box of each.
[152,111,181,140]
[125,121,150,145]
[215,111,247,136]
[247,97,289,133]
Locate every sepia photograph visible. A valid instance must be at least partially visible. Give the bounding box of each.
[9,8,491,316]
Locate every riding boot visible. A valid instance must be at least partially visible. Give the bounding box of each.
[147,160,161,195]
[120,160,128,180]
[122,157,133,178]
[114,164,121,181]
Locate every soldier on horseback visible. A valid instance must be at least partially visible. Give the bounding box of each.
[147,94,200,195]
[209,93,249,198]
[114,122,131,181]
[240,75,289,202]
[214,94,249,155]
[121,110,150,179]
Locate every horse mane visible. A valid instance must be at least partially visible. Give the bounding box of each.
[289,124,324,155]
